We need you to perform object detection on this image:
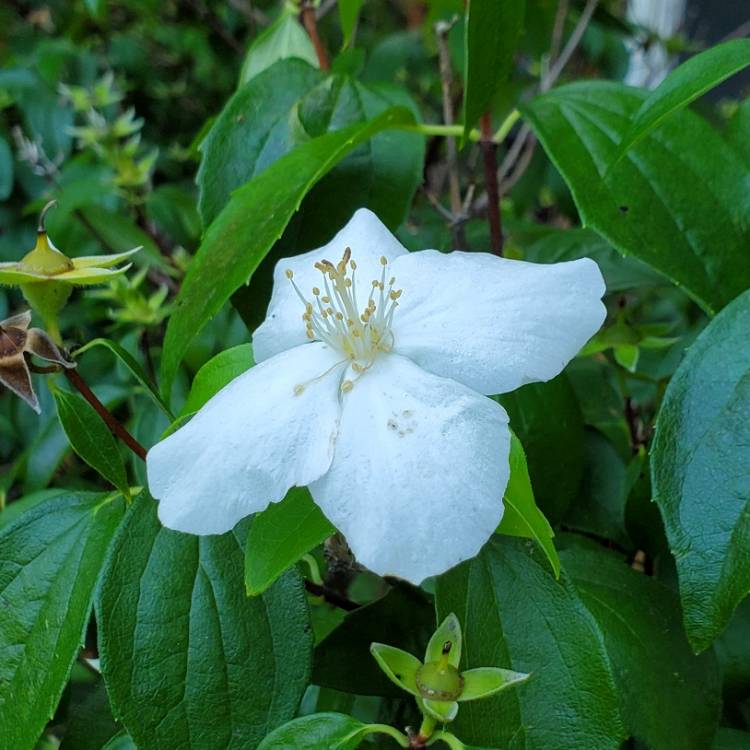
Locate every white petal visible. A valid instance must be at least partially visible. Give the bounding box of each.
[390,251,606,395]
[147,342,345,535]
[253,208,408,362]
[309,354,510,582]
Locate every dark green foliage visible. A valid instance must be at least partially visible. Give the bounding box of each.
[0,2,747,748]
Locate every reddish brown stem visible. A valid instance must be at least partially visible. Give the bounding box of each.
[64,368,148,461]
[301,2,330,71]
[480,113,504,255]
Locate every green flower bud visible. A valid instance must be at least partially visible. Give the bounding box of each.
[371,613,530,730]
[0,201,140,341]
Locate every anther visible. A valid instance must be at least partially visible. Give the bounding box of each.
[285,269,294,279]
[294,384,305,396]
[380,256,388,266]
[341,380,354,393]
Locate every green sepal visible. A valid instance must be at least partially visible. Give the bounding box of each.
[369,643,421,697]
[0,265,52,285]
[424,613,462,667]
[458,667,531,702]
[73,246,141,269]
[54,264,133,285]
[422,697,459,723]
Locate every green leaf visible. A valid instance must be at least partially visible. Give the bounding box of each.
[652,288,750,651]
[0,491,125,750]
[100,734,136,750]
[725,97,750,166]
[612,39,750,165]
[498,374,584,523]
[563,429,632,550]
[53,386,130,499]
[74,337,174,419]
[561,544,722,750]
[96,493,312,750]
[59,675,120,750]
[497,434,560,578]
[0,489,66,530]
[245,487,334,595]
[256,713,373,750]
[198,60,423,233]
[180,343,254,417]
[462,0,526,139]
[339,0,365,49]
[240,13,318,86]
[197,59,322,227]
[715,597,750,702]
[436,537,624,749]
[313,582,434,697]
[523,81,750,313]
[161,105,414,399]
[713,729,750,750]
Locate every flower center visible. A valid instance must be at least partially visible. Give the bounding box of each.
[286,247,402,392]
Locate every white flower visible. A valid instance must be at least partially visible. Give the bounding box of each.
[147,209,605,582]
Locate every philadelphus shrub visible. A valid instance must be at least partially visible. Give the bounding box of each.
[147,209,605,582]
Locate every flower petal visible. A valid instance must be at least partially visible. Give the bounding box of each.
[309,353,510,582]
[253,208,408,362]
[458,667,530,702]
[72,247,141,269]
[390,251,606,395]
[370,643,421,696]
[147,342,345,535]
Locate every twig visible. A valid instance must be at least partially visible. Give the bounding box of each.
[64,368,148,461]
[549,0,570,69]
[719,17,750,43]
[499,133,537,196]
[543,0,599,92]
[480,113,503,254]
[301,0,330,70]
[304,580,358,611]
[435,17,466,248]
[473,0,599,214]
[316,0,338,20]
[186,0,244,54]
[421,186,456,223]
[228,0,269,30]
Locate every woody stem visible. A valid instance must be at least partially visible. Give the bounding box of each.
[64,368,148,461]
